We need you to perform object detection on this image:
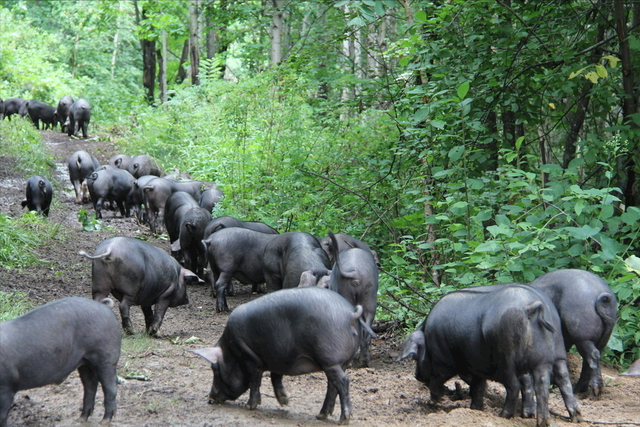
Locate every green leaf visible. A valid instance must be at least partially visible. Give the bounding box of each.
[595,65,607,78]
[566,225,601,239]
[584,71,599,84]
[415,10,427,22]
[457,81,470,99]
[391,254,407,265]
[448,145,465,162]
[413,107,429,123]
[625,255,640,275]
[475,241,500,253]
[515,136,524,151]
[603,55,620,68]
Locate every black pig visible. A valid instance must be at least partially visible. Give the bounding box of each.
[0,297,121,427]
[531,269,617,396]
[202,227,280,312]
[68,150,100,204]
[190,286,374,425]
[21,175,53,216]
[79,236,199,336]
[263,232,331,292]
[400,284,581,427]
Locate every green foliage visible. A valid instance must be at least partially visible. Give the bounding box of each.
[0,119,54,176]
[0,291,33,322]
[77,208,108,232]
[0,212,59,269]
[0,1,143,123]
[117,68,398,236]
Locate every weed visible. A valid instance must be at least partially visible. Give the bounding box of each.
[77,208,109,231]
[0,291,34,322]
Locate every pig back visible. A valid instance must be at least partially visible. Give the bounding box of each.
[222,287,361,374]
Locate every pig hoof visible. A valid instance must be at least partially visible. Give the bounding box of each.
[316,413,329,420]
[276,394,289,406]
[338,416,350,425]
[571,410,584,423]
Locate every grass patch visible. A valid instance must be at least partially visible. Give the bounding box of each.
[0,291,34,321]
[0,212,61,269]
[0,119,54,177]
[121,333,160,354]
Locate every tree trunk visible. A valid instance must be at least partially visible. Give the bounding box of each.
[269,0,285,66]
[110,1,124,81]
[189,0,201,85]
[134,0,156,103]
[159,29,167,103]
[615,0,639,207]
[176,39,189,84]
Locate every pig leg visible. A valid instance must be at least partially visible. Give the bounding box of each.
[427,371,450,404]
[72,180,82,204]
[518,374,535,418]
[271,373,289,405]
[0,386,16,427]
[96,364,118,424]
[318,365,351,425]
[77,365,98,421]
[147,300,171,336]
[115,200,126,217]
[214,272,232,313]
[468,376,486,411]
[94,197,104,219]
[575,341,602,397]
[246,368,263,409]
[499,372,520,419]
[142,306,155,332]
[552,359,582,422]
[118,300,134,335]
[532,363,552,427]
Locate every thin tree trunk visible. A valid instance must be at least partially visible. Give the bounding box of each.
[159,29,167,103]
[189,0,201,85]
[176,39,189,84]
[562,24,603,169]
[110,1,124,81]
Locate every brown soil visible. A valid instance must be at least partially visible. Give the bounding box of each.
[1,130,639,427]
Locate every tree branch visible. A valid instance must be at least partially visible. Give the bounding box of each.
[297,167,394,235]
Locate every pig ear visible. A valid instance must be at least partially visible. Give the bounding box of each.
[191,347,223,366]
[171,240,181,251]
[398,330,425,362]
[21,199,28,208]
[181,268,205,284]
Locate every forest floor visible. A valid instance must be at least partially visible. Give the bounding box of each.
[0,129,639,427]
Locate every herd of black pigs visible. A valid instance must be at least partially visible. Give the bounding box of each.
[1,94,639,427]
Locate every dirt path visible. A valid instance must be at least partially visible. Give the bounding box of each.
[1,130,639,427]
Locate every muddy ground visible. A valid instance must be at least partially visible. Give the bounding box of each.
[0,129,639,427]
